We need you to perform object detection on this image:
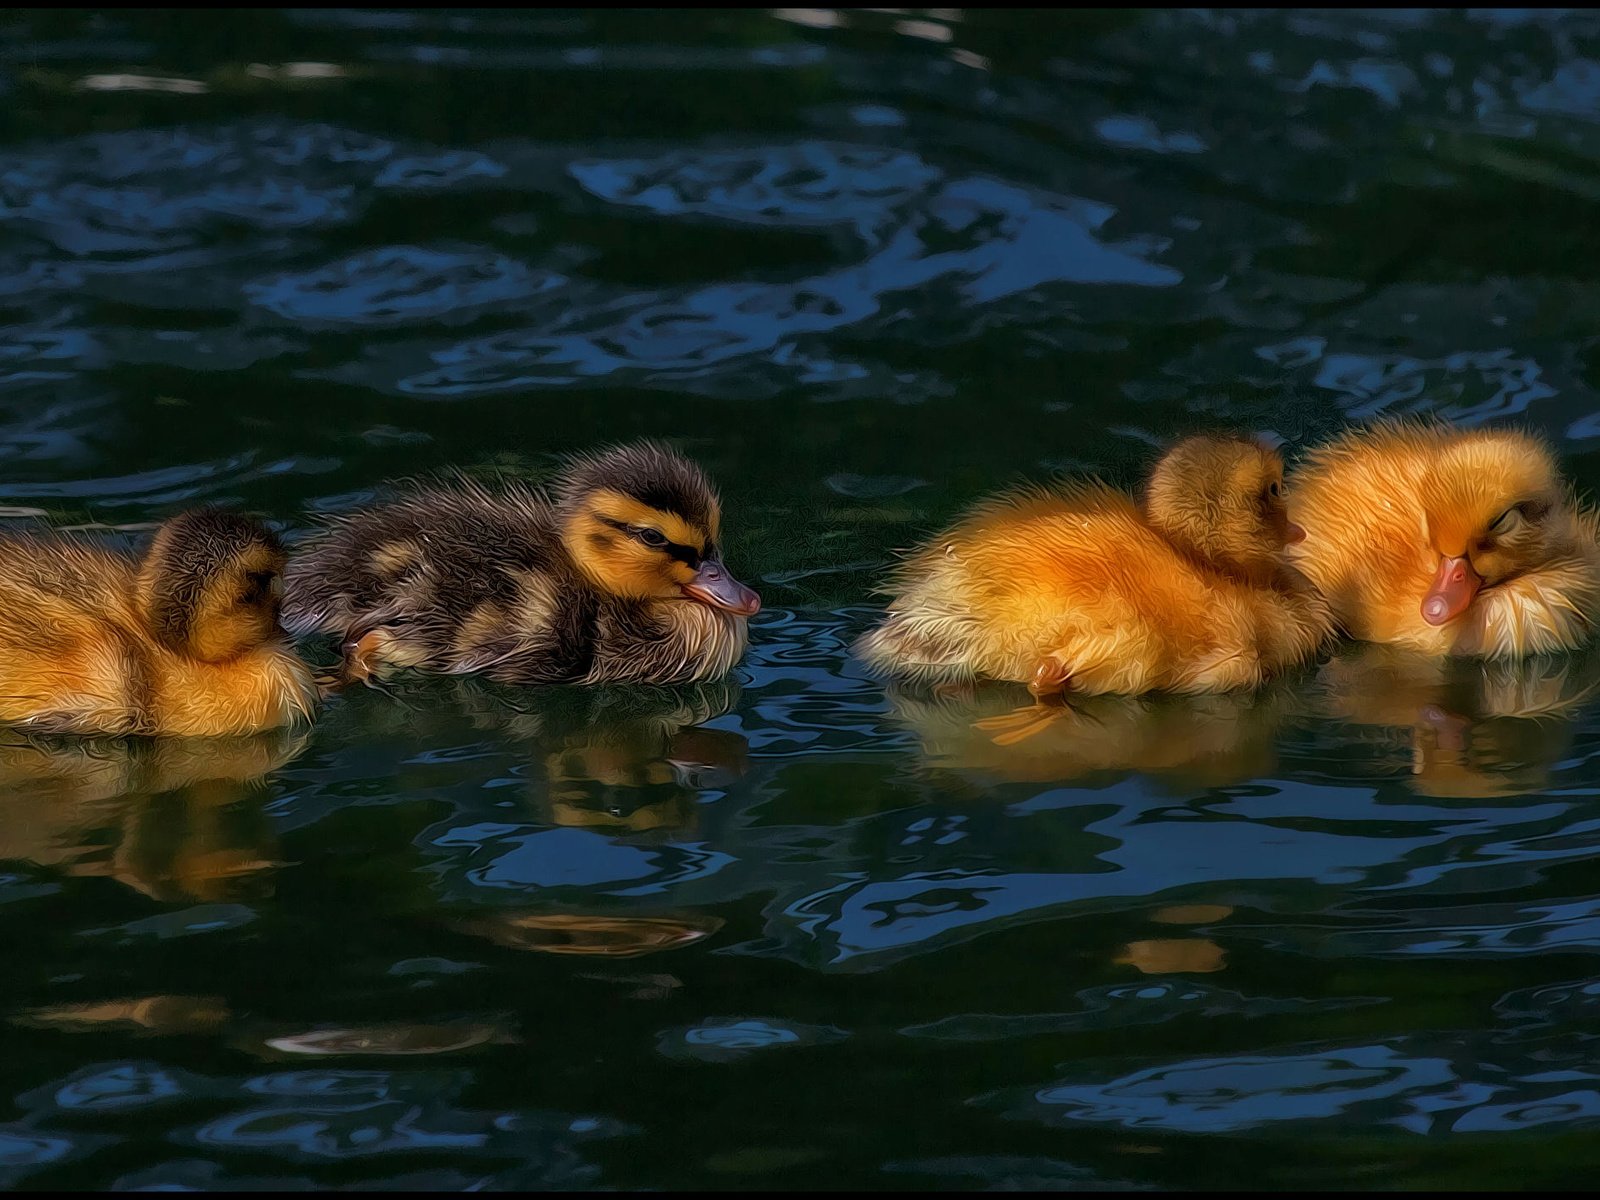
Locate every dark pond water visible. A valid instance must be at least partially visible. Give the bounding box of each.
[5,6,1600,1190]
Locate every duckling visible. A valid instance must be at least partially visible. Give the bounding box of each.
[0,510,317,737]
[1289,421,1600,658]
[281,440,760,687]
[856,434,1331,696]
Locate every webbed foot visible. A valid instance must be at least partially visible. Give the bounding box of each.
[1028,655,1073,699]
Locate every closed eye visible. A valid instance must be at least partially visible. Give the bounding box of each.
[1484,505,1523,534]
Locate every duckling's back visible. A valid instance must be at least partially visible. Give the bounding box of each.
[1288,422,1439,637]
[0,535,147,733]
[860,481,1316,695]
[282,479,596,681]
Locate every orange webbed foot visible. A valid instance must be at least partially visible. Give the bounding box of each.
[1028,655,1073,699]
[337,627,392,690]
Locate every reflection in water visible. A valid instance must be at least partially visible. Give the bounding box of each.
[656,1017,848,1063]
[15,995,230,1037]
[886,681,1292,790]
[0,731,306,902]
[344,681,740,960]
[1115,938,1228,975]
[8,1061,626,1188]
[242,1022,516,1059]
[410,677,748,833]
[14,998,518,1062]
[998,1031,1600,1137]
[901,980,1371,1043]
[1312,644,1600,797]
[447,912,724,958]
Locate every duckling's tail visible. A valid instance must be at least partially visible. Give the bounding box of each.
[854,611,979,684]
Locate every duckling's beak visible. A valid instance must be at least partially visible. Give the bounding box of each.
[682,560,761,616]
[1422,555,1482,626]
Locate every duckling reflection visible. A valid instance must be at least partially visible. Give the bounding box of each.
[15,994,230,1037]
[887,681,1293,791]
[448,910,724,958]
[0,729,305,901]
[14,998,519,1059]
[1312,643,1600,797]
[348,677,748,833]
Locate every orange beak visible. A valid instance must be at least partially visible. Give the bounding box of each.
[1421,555,1481,626]
[682,559,761,617]
[1284,521,1306,545]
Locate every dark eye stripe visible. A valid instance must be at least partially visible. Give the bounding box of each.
[598,516,703,567]
[665,543,702,567]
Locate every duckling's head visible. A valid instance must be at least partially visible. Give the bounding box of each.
[1418,430,1576,626]
[136,509,289,663]
[1144,434,1304,583]
[555,441,761,616]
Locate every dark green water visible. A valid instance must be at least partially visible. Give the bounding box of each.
[5,7,1600,1190]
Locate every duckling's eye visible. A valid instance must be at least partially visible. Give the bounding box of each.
[1489,506,1523,535]
[1268,481,1282,499]
[632,527,668,549]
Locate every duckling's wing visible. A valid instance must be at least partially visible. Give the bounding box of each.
[282,485,588,681]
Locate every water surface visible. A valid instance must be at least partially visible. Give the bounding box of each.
[5,7,1600,1190]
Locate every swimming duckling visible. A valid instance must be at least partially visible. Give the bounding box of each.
[1289,421,1600,658]
[856,434,1332,696]
[0,510,317,737]
[281,441,760,686]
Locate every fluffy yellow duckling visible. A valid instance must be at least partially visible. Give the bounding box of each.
[282,441,760,686]
[857,434,1332,696]
[1289,421,1600,657]
[0,510,317,737]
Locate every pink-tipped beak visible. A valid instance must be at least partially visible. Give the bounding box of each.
[682,560,761,617]
[1285,521,1306,546]
[1421,555,1481,626]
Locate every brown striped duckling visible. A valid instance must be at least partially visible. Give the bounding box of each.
[281,440,760,686]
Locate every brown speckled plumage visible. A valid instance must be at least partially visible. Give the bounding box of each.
[282,441,755,686]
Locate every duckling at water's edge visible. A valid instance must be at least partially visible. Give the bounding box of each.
[856,434,1332,696]
[282,440,760,687]
[1288,420,1600,658]
[0,509,316,737]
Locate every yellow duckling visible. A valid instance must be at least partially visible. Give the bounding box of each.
[282,440,760,686]
[1289,421,1600,657]
[857,434,1331,696]
[0,510,317,737]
